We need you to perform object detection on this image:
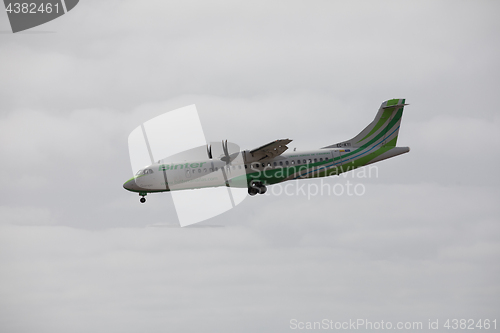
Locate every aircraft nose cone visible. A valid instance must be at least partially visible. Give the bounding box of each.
[123,179,136,191]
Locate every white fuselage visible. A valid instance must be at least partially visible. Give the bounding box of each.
[127,148,369,193]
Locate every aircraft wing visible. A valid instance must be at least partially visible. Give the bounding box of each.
[248,139,292,161]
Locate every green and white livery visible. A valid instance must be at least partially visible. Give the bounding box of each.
[123,99,409,202]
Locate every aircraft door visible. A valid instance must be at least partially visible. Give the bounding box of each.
[331,150,342,176]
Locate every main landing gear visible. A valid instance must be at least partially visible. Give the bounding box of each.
[139,193,147,203]
[248,181,267,196]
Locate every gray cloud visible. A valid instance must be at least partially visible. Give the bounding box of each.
[1,0,499,332]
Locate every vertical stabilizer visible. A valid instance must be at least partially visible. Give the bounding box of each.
[322,99,407,149]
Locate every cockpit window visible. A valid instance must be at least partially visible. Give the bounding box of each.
[136,169,153,176]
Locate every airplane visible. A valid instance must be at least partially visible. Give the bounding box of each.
[123,98,409,203]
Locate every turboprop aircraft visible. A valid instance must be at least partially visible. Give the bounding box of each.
[123,99,409,203]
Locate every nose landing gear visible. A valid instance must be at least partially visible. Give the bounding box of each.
[139,192,147,203]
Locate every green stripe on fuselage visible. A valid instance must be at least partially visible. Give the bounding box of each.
[231,158,334,185]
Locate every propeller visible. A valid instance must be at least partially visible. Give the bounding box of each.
[221,140,239,163]
[221,140,239,175]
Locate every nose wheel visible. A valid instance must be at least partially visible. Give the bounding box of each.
[139,193,147,203]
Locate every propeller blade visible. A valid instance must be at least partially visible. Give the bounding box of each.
[222,140,230,164]
[207,144,212,159]
[222,140,228,157]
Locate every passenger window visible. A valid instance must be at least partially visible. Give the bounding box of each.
[267,163,271,167]
[244,165,248,169]
[291,160,295,165]
[186,170,190,176]
[198,169,201,173]
[303,159,307,164]
[308,159,312,163]
[261,163,265,168]
[296,160,300,164]
[286,161,289,165]
[314,158,317,163]
[273,162,277,166]
[279,161,283,166]
[204,168,207,172]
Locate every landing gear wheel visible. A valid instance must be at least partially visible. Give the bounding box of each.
[140,197,146,203]
[248,181,267,196]
[258,185,267,195]
[248,187,259,196]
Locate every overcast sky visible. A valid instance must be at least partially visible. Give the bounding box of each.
[1,1,499,332]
